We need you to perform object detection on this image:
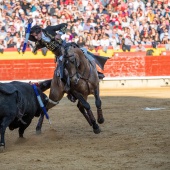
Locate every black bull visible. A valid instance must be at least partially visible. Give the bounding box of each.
[0,80,51,151]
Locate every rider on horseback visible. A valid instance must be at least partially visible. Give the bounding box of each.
[28,19,107,92]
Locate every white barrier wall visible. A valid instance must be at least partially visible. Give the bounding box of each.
[100,77,170,89]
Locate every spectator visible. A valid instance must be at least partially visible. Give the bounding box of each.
[124,35,133,51]
[109,34,120,50]
[165,39,170,51]
[13,32,23,53]
[0,39,6,53]
[0,26,7,39]
[48,3,57,16]
[100,33,110,53]
[92,34,100,50]
[77,35,86,47]
[7,37,16,48]
[136,43,146,52]
[83,19,93,31]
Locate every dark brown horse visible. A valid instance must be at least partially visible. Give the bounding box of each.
[36,43,104,134]
[63,43,105,133]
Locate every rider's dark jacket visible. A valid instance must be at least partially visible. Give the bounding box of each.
[28,23,67,54]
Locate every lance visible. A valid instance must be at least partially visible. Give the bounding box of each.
[32,84,51,124]
[22,20,32,54]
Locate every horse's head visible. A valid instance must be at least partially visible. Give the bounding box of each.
[64,44,80,68]
[63,43,92,82]
[63,43,80,77]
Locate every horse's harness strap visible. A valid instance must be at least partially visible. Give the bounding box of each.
[80,60,91,81]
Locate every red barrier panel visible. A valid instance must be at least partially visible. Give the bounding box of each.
[0,59,55,80]
[104,52,146,77]
[1,53,170,81]
[145,56,170,76]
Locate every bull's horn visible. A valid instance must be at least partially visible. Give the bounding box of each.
[48,98,59,105]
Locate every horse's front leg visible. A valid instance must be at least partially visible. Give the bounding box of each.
[73,91,101,134]
[77,101,92,126]
[94,85,104,124]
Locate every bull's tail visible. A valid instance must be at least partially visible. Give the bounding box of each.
[16,91,27,124]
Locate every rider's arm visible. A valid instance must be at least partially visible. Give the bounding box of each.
[46,23,68,34]
[28,35,37,42]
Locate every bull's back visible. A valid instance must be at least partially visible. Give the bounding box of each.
[11,82,39,114]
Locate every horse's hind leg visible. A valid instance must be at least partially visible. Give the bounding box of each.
[94,86,104,124]
[73,92,101,134]
[77,101,92,126]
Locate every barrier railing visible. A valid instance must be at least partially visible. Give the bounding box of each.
[1,49,170,81]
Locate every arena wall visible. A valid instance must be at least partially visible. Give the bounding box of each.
[1,50,170,88]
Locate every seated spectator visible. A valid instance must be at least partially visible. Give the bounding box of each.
[136,43,146,52]
[109,35,120,50]
[0,39,7,54]
[0,26,7,39]
[71,28,78,38]
[85,34,93,48]
[91,34,100,50]
[145,37,152,45]
[100,33,110,53]
[7,38,16,48]
[134,36,141,45]
[165,39,170,51]
[13,33,23,53]
[77,36,86,47]
[122,35,133,52]
[83,19,93,31]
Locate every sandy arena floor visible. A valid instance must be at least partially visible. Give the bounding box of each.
[0,88,170,170]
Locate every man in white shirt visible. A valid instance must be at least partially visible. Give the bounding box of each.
[100,33,110,52]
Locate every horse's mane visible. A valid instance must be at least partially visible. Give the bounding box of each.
[64,42,86,62]
[64,42,79,50]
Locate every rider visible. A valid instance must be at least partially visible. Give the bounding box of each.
[28,18,106,80]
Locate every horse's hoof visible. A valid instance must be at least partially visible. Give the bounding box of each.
[98,118,105,124]
[36,130,42,135]
[93,124,101,134]
[93,128,101,134]
[19,136,25,138]
[0,144,5,153]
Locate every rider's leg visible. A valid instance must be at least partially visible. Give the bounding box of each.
[81,47,96,68]
[55,54,76,102]
[81,47,105,79]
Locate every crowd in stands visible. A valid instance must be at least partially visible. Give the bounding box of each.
[0,0,170,55]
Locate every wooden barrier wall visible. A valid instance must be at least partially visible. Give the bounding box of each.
[0,51,170,81]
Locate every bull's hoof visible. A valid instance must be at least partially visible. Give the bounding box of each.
[0,143,5,153]
[36,130,42,135]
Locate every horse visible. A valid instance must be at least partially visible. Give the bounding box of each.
[36,43,105,134]
[62,43,104,133]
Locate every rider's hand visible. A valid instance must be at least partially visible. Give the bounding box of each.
[28,18,33,23]
[55,34,61,40]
